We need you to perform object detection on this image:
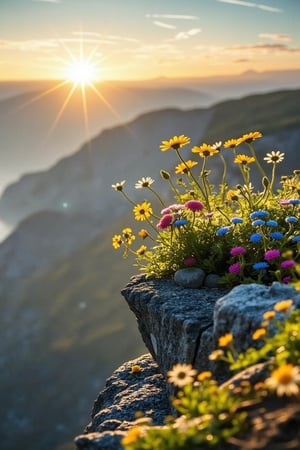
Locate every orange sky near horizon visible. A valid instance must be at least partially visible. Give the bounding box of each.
[1,0,300,82]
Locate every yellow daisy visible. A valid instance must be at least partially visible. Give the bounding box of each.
[191,143,218,157]
[175,160,198,174]
[252,328,267,341]
[234,154,256,165]
[133,201,153,221]
[136,245,147,256]
[263,310,276,320]
[218,333,233,347]
[239,131,262,144]
[138,229,149,239]
[112,234,122,249]
[160,135,190,151]
[274,299,293,312]
[226,189,240,201]
[223,138,241,149]
[121,427,142,445]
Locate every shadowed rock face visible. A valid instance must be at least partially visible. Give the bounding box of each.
[121,275,229,381]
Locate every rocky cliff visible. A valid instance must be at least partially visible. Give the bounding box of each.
[74,277,300,449]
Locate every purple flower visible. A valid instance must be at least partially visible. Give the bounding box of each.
[157,214,173,229]
[282,276,292,284]
[230,217,243,224]
[253,262,269,270]
[285,216,298,223]
[184,200,204,212]
[230,246,247,256]
[269,232,284,240]
[264,249,281,261]
[252,219,265,227]
[266,220,278,227]
[216,226,231,236]
[183,256,197,267]
[280,260,295,268]
[229,262,241,274]
[250,233,262,243]
[250,210,269,219]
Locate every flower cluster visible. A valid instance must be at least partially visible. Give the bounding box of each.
[112,132,300,286]
[121,300,300,450]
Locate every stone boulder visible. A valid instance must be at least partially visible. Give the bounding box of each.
[121,275,229,381]
[121,276,300,383]
[74,354,171,450]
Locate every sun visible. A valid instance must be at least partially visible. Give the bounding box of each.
[65,59,98,86]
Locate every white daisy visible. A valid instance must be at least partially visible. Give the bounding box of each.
[263,151,285,164]
[167,363,197,387]
[112,180,126,191]
[266,364,300,396]
[135,177,155,189]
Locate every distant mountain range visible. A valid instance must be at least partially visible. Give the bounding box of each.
[1,88,300,450]
[0,81,211,193]
[1,68,299,193]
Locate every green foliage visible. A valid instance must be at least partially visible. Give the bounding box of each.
[112,132,300,286]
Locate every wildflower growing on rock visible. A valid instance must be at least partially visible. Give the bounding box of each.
[167,363,197,388]
[266,364,300,396]
[111,132,299,286]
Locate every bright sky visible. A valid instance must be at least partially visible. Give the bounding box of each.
[0,0,300,81]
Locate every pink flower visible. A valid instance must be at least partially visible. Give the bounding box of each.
[281,260,295,268]
[230,246,246,256]
[184,200,204,212]
[161,204,184,214]
[229,262,241,274]
[183,256,197,267]
[264,249,281,261]
[157,214,173,230]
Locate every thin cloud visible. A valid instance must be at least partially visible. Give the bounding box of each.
[146,14,199,20]
[175,28,202,40]
[258,33,291,42]
[217,0,282,13]
[153,21,176,30]
[231,43,300,53]
[72,31,139,43]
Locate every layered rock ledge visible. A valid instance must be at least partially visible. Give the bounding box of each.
[75,275,300,449]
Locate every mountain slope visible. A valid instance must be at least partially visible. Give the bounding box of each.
[0,81,212,193]
[0,212,145,450]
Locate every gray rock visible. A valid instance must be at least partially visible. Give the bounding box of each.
[212,282,300,382]
[174,268,206,288]
[204,273,222,288]
[75,353,171,450]
[121,275,229,379]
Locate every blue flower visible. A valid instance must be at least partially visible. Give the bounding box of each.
[250,233,262,243]
[173,219,188,227]
[216,226,231,236]
[269,232,284,240]
[253,262,269,270]
[288,199,300,205]
[250,210,269,219]
[292,236,300,242]
[252,219,265,227]
[230,217,243,224]
[285,216,298,223]
[266,220,278,227]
